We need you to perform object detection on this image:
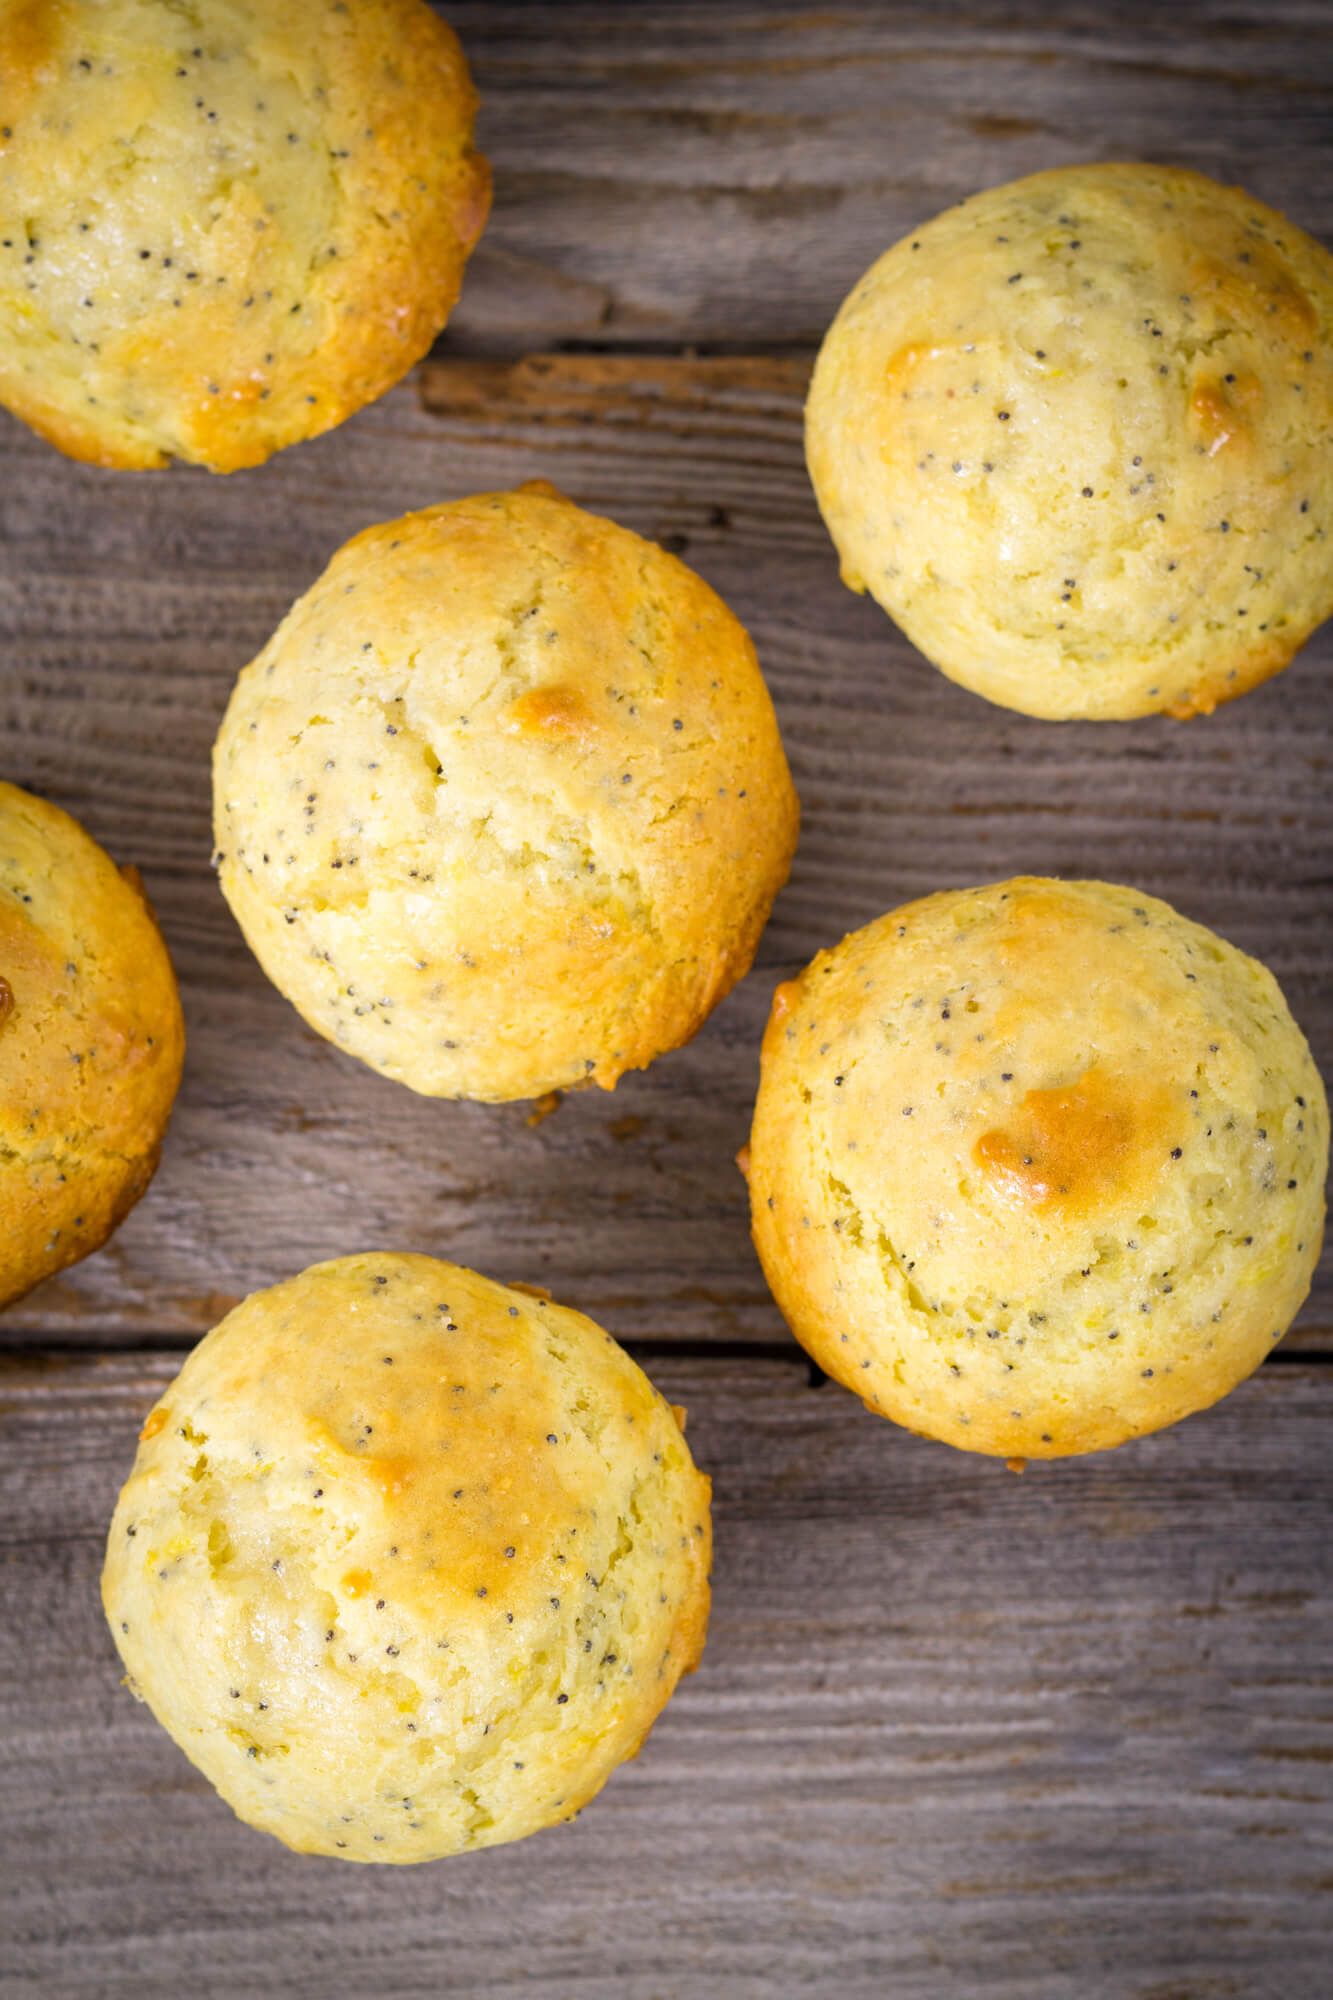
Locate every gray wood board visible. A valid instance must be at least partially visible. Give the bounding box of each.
[2,6,1332,1992]
[1,358,1328,1345]
[441,0,1333,356]
[2,1348,1331,1999]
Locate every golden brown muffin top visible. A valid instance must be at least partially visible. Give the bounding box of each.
[750,878,1327,1456]
[214,484,798,1101]
[0,0,488,469]
[104,1253,711,1860]
[807,164,1333,720]
[0,780,184,1306]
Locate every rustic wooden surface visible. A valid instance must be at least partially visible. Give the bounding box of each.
[1,3,1331,1994]
[4,1352,1332,2000]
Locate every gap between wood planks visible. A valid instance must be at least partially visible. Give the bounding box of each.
[4,1334,1331,1373]
[429,329,821,362]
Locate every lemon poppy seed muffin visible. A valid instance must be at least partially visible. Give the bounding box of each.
[102,1252,712,1861]
[213,484,799,1102]
[0,781,184,1309]
[0,0,489,471]
[806,164,1333,720]
[749,879,1327,1458]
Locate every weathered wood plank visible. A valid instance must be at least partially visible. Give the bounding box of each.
[0,356,1329,1345]
[2,1348,1331,1998]
[440,0,1333,355]
[2,10,1330,1994]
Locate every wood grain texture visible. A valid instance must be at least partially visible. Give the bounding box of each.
[1,355,1328,1345]
[441,0,1333,355]
[2,1348,1331,2000]
[2,7,1332,1989]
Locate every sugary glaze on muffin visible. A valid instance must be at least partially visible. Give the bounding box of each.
[807,164,1333,719]
[213,484,799,1101]
[750,878,1327,1456]
[0,781,184,1307]
[103,1253,711,1860]
[0,0,489,470]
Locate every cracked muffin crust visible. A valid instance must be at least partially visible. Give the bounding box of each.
[749,878,1328,1458]
[212,483,799,1101]
[0,0,489,471]
[806,163,1333,720]
[102,1251,711,1861]
[0,780,184,1309]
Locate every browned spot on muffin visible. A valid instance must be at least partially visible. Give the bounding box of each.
[1186,247,1317,346]
[363,1454,418,1501]
[502,686,596,744]
[974,1068,1177,1212]
[0,0,64,123]
[1165,626,1304,720]
[517,478,568,503]
[769,979,799,1025]
[882,341,949,399]
[1188,369,1262,457]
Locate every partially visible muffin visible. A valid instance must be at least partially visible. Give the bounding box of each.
[0,0,489,471]
[806,163,1333,720]
[213,483,799,1102]
[0,781,184,1309]
[102,1252,712,1861]
[749,878,1327,1457]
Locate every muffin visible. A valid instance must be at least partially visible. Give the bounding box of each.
[806,163,1333,720]
[749,878,1327,1458]
[0,0,488,471]
[102,1252,712,1861]
[0,780,184,1309]
[213,483,799,1102]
